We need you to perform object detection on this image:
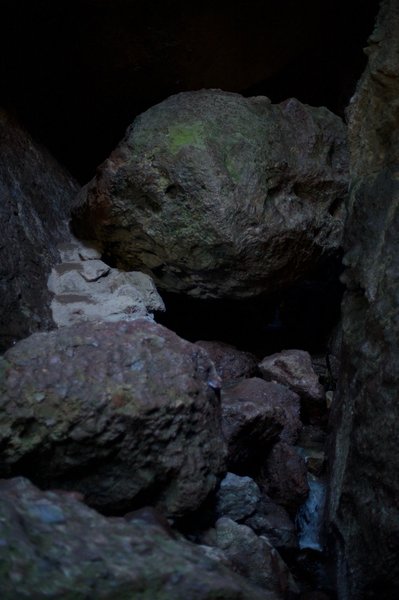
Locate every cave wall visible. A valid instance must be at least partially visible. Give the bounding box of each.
[328,1,399,598]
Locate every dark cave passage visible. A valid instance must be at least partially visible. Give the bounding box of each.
[0,0,379,183]
[156,256,344,358]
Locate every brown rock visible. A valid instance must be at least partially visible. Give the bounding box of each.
[259,349,326,423]
[0,108,79,352]
[195,340,258,381]
[260,442,309,514]
[221,377,301,471]
[259,349,324,402]
[0,319,225,517]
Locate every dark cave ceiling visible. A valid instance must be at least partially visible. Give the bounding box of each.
[1,0,380,182]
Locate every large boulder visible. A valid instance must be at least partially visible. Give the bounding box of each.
[328,2,399,598]
[0,108,79,352]
[0,477,275,600]
[0,319,225,517]
[72,89,348,299]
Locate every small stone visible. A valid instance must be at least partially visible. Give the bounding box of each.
[216,473,261,521]
[195,340,258,381]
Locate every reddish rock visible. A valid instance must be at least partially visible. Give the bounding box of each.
[259,349,326,422]
[260,442,309,514]
[221,377,302,471]
[0,319,225,517]
[221,378,302,471]
[195,340,258,380]
[259,349,324,401]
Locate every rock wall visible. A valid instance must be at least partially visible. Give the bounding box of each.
[328,1,399,598]
[0,109,79,352]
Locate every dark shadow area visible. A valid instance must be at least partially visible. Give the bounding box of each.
[0,0,379,182]
[156,255,344,358]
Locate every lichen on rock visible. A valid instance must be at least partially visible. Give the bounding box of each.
[72,89,349,299]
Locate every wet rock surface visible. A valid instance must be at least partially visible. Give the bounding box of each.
[328,1,399,598]
[0,477,274,600]
[0,108,79,352]
[72,89,348,299]
[0,319,225,517]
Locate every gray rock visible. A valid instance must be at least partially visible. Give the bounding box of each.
[216,473,297,551]
[0,477,273,600]
[0,108,79,352]
[221,378,302,471]
[72,89,348,299]
[216,472,262,521]
[195,340,258,381]
[202,517,298,597]
[48,236,165,327]
[0,319,225,517]
[328,2,399,598]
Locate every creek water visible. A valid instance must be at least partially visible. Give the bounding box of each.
[296,475,327,552]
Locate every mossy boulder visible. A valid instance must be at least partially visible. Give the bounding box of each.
[72,89,348,299]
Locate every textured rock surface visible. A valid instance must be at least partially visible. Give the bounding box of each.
[195,340,258,381]
[48,236,165,326]
[328,2,399,598]
[261,442,309,515]
[72,89,348,299]
[0,108,79,352]
[0,477,272,600]
[259,349,326,423]
[221,377,302,472]
[202,517,298,597]
[221,378,301,471]
[259,349,325,403]
[216,473,297,551]
[216,473,262,522]
[0,320,225,517]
